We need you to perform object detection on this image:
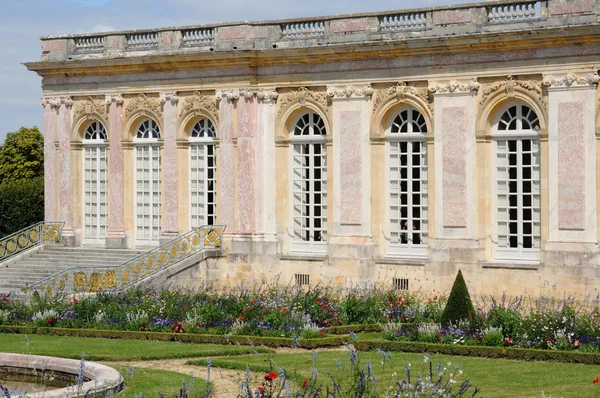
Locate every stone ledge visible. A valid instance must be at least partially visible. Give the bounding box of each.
[374,258,426,266]
[481,262,540,270]
[279,254,326,262]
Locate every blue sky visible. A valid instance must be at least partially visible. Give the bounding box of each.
[0,0,457,144]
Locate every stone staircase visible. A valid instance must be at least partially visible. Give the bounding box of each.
[0,245,144,294]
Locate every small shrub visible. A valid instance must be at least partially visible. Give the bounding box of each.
[440,270,475,326]
[482,327,504,347]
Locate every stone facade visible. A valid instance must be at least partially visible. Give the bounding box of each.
[27,0,600,296]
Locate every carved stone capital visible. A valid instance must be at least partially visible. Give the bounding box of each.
[105,94,124,106]
[542,72,600,89]
[179,91,218,122]
[428,78,480,94]
[327,84,374,99]
[41,97,61,110]
[372,82,432,114]
[124,94,162,120]
[256,88,279,102]
[216,88,240,102]
[160,92,179,105]
[73,96,107,122]
[60,96,74,108]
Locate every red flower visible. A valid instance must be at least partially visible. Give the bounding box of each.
[264,371,278,382]
[388,301,393,306]
[302,380,308,388]
[73,298,78,304]
[184,305,188,309]
[505,337,513,345]
[140,325,145,331]
[575,340,580,348]
[594,377,599,384]
[252,299,257,304]
[257,386,265,392]
[247,306,252,311]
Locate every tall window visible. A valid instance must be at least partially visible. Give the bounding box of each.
[189,118,216,228]
[493,103,541,261]
[82,121,108,244]
[291,111,327,253]
[387,107,428,257]
[134,119,161,246]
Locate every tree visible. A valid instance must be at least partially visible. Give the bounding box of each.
[0,177,44,238]
[0,126,44,184]
[440,269,476,326]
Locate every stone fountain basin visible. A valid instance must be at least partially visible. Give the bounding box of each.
[1,353,123,397]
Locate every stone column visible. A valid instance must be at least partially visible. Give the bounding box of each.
[543,72,599,271]
[327,85,374,271]
[159,92,180,243]
[105,95,127,248]
[41,97,60,222]
[216,89,237,237]
[58,97,75,246]
[429,79,480,265]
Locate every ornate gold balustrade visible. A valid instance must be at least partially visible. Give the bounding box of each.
[0,222,64,263]
[27,225,225,296]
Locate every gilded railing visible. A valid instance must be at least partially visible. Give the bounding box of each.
[27,225,225,296]
[0,222,64,263]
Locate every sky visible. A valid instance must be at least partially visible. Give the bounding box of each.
[0,0,458,144]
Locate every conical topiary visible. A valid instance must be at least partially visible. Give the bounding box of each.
[440,270,475,326]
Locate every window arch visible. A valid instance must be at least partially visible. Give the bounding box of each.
[134,119,161,246]
[386,107,428,257]
[189,118,217,228]
[290,111,327,253]
[82,121,108,244]
[493,103,540,261]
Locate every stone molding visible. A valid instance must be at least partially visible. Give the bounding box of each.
[372,82,432,114]
[41,97,61,109]
[215,88,279,102]
[124,93,162,120]
[326,84,373,99]
[479,76,546,107]
[428,79,480,94]
[160,92,179,105]
[72,96,107,123]
[542,72,600,89]
[276,87,331,120]
[105,94,124,105]
[179,91,218,122]
[60,96,74,108]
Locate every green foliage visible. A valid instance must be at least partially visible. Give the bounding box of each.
[440,270,475,326]
[0,126,44,184]
[482,329,504,347]
[0,177,44,237]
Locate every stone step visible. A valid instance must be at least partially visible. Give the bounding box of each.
[42,246,145,255]
[30,254,137,262]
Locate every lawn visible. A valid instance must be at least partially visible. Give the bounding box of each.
[0,333,271,361]
[189,350,600,397]
[115,366,208,397]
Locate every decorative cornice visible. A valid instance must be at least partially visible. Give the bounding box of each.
[73,96,107,122]
[428,78,480,94]
[542,72,600,88]
[160,92,179,106]
[179,91,218,122]
[124,94,162,120]
[372,82,432,114]
[215,88,279,102]
[216,88,240,102]
[256,88,279,102]
[105,94,124,105]
[276,87,331,120]
[41,97,61,109]
[60,96,74,108]
[326,84,373,99]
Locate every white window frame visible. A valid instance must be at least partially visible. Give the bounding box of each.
[82,121,108,245]
[385,106,428,258]
[289,111,328,255]
[134,119,161,247]
[492,102,541,262]
[189,118,217,229]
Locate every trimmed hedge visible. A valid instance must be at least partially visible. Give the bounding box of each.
[325,324,383,334]
[0,325,345,349]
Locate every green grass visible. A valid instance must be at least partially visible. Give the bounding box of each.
[0,333,272,361]
[189,350,600,397]
[114,366,209,397]
[355,332,385,340]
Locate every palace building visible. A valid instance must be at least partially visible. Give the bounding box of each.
[26,0,600,296]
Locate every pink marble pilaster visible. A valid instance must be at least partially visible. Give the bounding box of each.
[558,101,586,230]
[442,107,468,228]
[42,98,59,222]
[160,93,179,237]
[340,110,362,225]
[217,98,235,232]
[58,98,73,234]
[106,95,126,244]
[236,97,258,234]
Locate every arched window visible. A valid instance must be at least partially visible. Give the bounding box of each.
[134,119,161,246]
[290,111,327,253]
[82,121,108,244]
[493,103,540,261]
[386,107,428,257]
[189,118,216,228]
